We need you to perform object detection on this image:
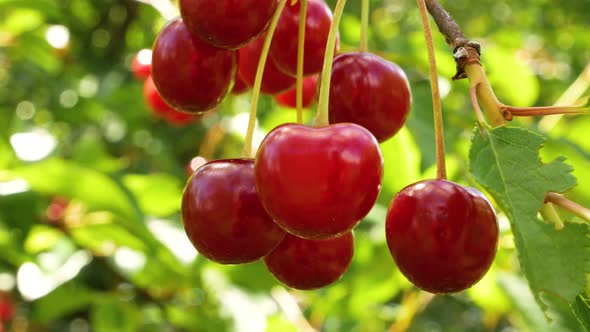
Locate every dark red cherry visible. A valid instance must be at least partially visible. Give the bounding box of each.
[231,70,250,95]
[385,179,498,293]
[182,159,286,264]
[151,18,236,113]
[180,0,277,49]
[264,231,354,290]
[329,52,411,142]
[255,123,383,239]
[270,0,337,76]
[143,75,197,125]
[130,49,152,80]
[274,75,318,108]
[238,34,296,95]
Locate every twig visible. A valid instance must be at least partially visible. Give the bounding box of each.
[545,192,590,224]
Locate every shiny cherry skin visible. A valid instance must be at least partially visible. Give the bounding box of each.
[182,159,286,264]
[151,18,236,113]
[275,75,318,108]
[270,0,337,76]
[180,0,277,49]
[131,49,152,80]
[143,75,196,125]
[386,179,499,293]
[264,231,354,290]
[255,123,383,239]
[238,34,296,95]
[329,52,411,142]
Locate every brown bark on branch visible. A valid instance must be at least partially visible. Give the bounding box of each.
[424,0,481,80]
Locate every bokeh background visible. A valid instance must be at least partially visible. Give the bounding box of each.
[0,0,589,331]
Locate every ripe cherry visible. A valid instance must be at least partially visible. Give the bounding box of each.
[237,34,296,95]
[152,18,236,113]
[182,159,286,264]
[180,0,277,49]
[275,75,318,108]
[255,123,383,239]
[231,70,250,95]
[385,179,498,293]
[270,0,338,76]
[329,52,411,142]
[143,75,197,126]
[130,49,152,80]
[264,231,354,290]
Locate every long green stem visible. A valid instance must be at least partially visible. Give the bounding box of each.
[313,0,347,127]
[501,104,590,117]
[296,0,307,123]
[360,0,369,52]
[242,0,287,158]
[417,0,446,179]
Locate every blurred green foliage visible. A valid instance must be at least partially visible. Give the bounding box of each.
[0,0,589,331]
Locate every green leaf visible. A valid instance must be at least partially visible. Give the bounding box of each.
[572,295,590,332]
[13,159,138,223]
[92,298,139,332]
[34,282,100,323]
[470,126,590,311]
[122,174,183,217]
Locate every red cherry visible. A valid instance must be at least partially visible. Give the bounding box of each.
[255,123,383,239]
[264,231,354,290]
[152,18,237,113]
[143,75,197,126]
[182,159,286,264]
[180,0,277,49]
[237,34,296,95]
[385,179,498,293]
[274,75,318,108]
[329,52,411,142]
[130,49,152,80]
[0,293,14,322]
[270,0,338,76]
[231,71,250,95]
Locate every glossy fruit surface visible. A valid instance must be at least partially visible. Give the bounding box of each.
[131,49,152,80]
[255,123,383,239]
[180,0,277,49]
[182,159,286,264]
[237,34,296,95]
[385,179,498,293]
[152,18,236,113]
[264,231,354,290]
[270,0,337,76]
[143,75,196,125]
[231,70,249,95]
[329,52,411,142]
[275,75,318,108]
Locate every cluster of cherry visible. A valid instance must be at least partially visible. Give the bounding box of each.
[148,0,499,293]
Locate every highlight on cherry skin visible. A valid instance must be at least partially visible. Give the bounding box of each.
[385,179,499,293]
[254,123,383,239]
[179,0,278,49]
[329,52,412,142]
[130,48,152,81]
[264,231,355,290]
[151,18,237,113]
[181,159,286,264]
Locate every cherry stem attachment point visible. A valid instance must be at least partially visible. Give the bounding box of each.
[545,192,590,224]
[417,0,446,180]
[296,0,307,123]
[242,0,288,158]
[313,0,347,127]
[360,0,369,52]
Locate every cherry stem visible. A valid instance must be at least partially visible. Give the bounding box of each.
[296,0,307,123]
[500,104,590,120]
[134,0,178,20]
[540,202,564,230]
[417,0,446,180]
[360,0,369,52]
[313,0,347,127]
[242,0,288,158]
[545,192,590,224]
